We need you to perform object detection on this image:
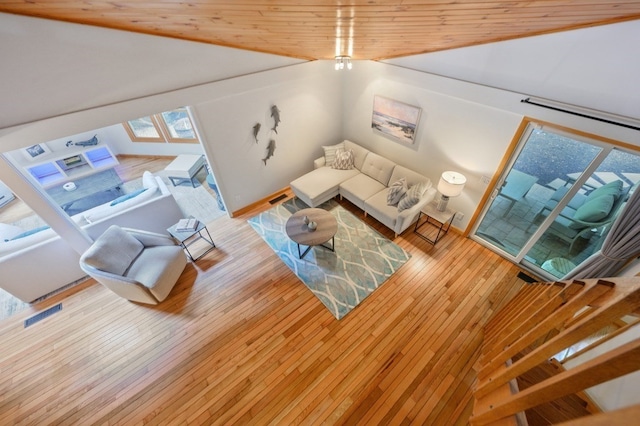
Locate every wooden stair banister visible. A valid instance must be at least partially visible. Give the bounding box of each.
[471,276,640,425]
[480,281,585,369]
[472,337,640,425]
[482,282,566,357]
[478,280,613,383]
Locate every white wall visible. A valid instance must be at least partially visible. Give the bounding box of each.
[565,323,640,411]
[341,61,640,231]
[383,20,640,121]
[0,61,342,215]
[0,13,303,131]
[191,66,343,208]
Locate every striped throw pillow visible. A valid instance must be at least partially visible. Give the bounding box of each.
[322,142,344,166]
[387,178,408,206]
[398,181,427,212]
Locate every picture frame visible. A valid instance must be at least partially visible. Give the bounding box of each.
[22,143,51,161]
[371,95,422,145]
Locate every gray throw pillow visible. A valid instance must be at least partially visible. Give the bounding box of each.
[387,178,408,206]
[398,181,427,212]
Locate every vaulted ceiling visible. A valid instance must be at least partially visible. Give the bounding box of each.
[1,1,639,60]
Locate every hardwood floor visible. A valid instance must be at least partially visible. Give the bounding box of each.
[0,184,527,424]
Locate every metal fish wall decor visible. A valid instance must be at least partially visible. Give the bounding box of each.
[252,123,261,143]
[270,105,281,134]
[263,139,276,165]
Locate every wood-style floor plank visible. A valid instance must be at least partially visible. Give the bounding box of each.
[0,165,527,424]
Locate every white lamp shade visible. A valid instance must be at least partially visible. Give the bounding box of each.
[437,171,466,197]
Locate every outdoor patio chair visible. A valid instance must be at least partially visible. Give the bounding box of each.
[497,169,539,217]
[537,180,629,253]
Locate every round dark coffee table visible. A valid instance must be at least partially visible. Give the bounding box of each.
[285,208,338,259]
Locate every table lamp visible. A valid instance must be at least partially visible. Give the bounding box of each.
[437,171,466,212]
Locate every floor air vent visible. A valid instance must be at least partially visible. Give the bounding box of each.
[517,271,538,284]
[24,303,62,328]
[269,194,287,204]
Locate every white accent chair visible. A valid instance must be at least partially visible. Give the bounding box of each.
[79,225,187,304]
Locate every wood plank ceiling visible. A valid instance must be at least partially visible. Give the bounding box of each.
[1,1,639,60]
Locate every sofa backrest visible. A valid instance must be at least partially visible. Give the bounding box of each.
[389,165,432,191]
[343,139,371,171]
[360,152,397,186]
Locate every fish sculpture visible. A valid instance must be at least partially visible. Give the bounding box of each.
[270,105,281,134]
[263,139,276,165]
[252,123,261,143]
[66,134,98,147]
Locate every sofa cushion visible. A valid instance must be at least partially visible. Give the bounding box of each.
[340,173,387,209]
[398,181,428,212]
[387,177,408,206]
[571,194,614,227]
[290,166,360,207]
[588,180,623,200]
[360,152,396,186]
[343,140,371,171]
[389,165,430,189]
[364,190,399,231]
[322,142,344,166]
[82,225,144,275]
[332,149,354,170]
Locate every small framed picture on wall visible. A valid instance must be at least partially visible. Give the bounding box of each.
[371,95,422,145]
[22,143,51,161]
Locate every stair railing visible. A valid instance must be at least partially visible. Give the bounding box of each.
[470,277,640,425]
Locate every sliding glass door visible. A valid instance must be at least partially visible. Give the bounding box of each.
[473,122,640,279]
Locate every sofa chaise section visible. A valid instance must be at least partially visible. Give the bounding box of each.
[289,167,359,208]
[290,139,435,236]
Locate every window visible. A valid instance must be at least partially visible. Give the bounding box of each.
[123,107,198,144]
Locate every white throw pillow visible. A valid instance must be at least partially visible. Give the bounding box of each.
[322,142,345,166]
[332,149,354,170]
[387,178,408,206]
[142,171,157,189]
[398,181,427,212]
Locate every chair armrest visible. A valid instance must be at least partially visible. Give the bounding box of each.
[124,228,177,247]
[313,157,326,169]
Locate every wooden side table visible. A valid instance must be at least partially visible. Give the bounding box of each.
[414,201,456,245]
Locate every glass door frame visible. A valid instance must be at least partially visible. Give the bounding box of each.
[469,118,638,279]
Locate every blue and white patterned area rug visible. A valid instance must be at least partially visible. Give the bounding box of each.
[248,198,411,320]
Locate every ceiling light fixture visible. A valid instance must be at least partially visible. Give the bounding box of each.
[335,56,352,70]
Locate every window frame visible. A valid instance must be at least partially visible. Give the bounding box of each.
[123,108,198,144]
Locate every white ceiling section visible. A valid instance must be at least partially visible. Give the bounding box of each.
[382,20,640,121]
[0,13,304,129]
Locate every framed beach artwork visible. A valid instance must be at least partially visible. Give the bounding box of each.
[371,95,422,145]
[22,143,51,161]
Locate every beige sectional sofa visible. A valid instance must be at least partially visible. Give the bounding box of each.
[290,139,436,236]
